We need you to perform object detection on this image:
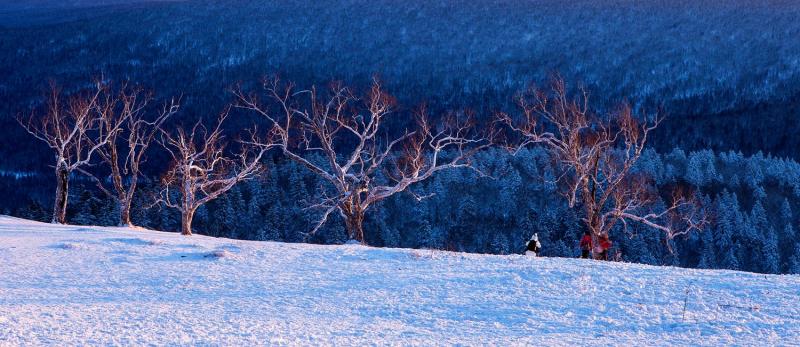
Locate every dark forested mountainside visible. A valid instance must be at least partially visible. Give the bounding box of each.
[2,0,800,171]
[0,0,178,11]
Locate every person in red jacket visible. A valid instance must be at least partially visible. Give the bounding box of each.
[596,234,612,261]
[579,231,592,259]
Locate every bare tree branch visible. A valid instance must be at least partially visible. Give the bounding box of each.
[82,82,179,226]
[235,77,492,243]
[498,76,706,257]
[153,110,274,235]
[16,80,122,224]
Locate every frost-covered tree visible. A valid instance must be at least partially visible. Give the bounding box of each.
[697,229,716,269]
[17,81,122,224]
[715,192,743,270]
[744,152,766,189]
[235,78,490,243]
[72,190,104,226]
[686,150,719,187]
[209,185,244,238]
[761,229,780,274]
[780,199,793,227]
[663,148,687,182]
[154,112,270,235]
[498,77,706,256]
[790,244,800,274]
[746,201,770,271]
[79,83,178,226]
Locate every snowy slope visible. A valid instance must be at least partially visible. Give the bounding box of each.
[0,216,798,346]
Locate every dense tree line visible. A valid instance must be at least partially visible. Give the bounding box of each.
[5,76,800,274]
[20,74,706,248]
[7,146,800,274]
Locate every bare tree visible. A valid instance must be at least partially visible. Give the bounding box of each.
[78,83,179,227]
[154,111,270,236]
[234,78,491,243]
[498,77,705,254]
[17,81,122,224]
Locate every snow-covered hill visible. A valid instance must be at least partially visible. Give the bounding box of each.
[0,216,797,345]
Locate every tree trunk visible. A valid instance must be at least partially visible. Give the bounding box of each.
[181,210,195,236]
[52,166,69,224]
[344,210,365,244]
[119,199,132,227]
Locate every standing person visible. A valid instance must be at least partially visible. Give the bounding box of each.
[596,234,612,261]
[579,231,593,259]
[526,233,542,256]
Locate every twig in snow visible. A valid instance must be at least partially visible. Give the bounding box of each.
[682,280,694,323]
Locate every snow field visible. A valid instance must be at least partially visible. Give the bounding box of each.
[0,216,798,346]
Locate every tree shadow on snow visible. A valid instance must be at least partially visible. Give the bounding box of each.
[151,249,238,262]
[47,241,86,250]
[103,237,163,246]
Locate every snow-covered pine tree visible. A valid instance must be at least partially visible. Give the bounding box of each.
[686,150,719,187]
[747,201,770,272]
[715,191,742,270]
[779,199,795,272]
[72,190,102,226]
[697,229,717,269]
[17,198,48,223]
[761,228,780,274]
[790,243,800,274]
[664,147,687,182]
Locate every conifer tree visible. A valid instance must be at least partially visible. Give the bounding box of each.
[762,229,780,274]
[789,244,800,274]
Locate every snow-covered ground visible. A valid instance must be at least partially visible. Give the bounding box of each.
[0,216,798,346]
